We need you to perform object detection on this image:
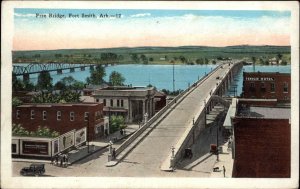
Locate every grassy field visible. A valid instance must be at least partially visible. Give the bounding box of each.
[12,45,291,65]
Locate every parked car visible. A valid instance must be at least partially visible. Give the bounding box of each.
[20,163,45,176]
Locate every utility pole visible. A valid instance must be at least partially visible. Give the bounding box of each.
[173,61,175,93]
[216,121,219,161]
[87,112,90,153]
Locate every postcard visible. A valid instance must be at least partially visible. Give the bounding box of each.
[1,1,299,188]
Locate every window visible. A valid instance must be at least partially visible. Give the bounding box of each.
[103,99,106,106]
[31,110,35,119]
[110,99,113,107]
[270,83,275,92]
[43,111,47,120]
[283,82,288,92]
[70,112,75,121]
[260,82,266,92]
[12,144,17,153]
[84,112,89,121]
[117,100,120,107]
[121,100,124,107]
[249,82,255,92]
[57,111,61,121]
[96,99,99,103]
[16,110,20,119]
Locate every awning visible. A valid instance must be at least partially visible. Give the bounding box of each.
[103,107,128,113]
[223,98,237,130]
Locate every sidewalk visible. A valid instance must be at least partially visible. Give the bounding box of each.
[70,124,139,164]
[209,141,234,178]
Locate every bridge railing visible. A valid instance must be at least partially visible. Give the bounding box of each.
[114,63,224,158]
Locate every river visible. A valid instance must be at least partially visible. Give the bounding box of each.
[15,64,291,96]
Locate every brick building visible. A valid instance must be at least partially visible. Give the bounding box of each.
[242,72,290,102]
[231,99,290,177]
[12,103,108,141]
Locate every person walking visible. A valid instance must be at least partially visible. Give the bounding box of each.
[62,155,66,167]
[223,165,226,177]
[55,155,59,166]
[60,155,63,167]
[65,155,69,167]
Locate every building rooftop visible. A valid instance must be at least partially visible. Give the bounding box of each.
[99,86,154,91]
[237,106,290,119]
[243,72,291,76]
[17,102,101,108]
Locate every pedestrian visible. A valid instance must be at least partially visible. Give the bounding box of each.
[60,156,63,167]
[55,155,59,166]
[50,157,54,165]
[65,155,69,167]
[223,165,226,177]
[112,148,116,160]
[62,155,66,167]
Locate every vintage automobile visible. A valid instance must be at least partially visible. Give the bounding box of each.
[20,163,45,176]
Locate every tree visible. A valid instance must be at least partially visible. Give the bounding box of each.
[140,54,148,64]
[179,56,186,63]
[204,58,209,65]
[12,124,59,137]
[12,97,23,107]
[109,115,125,133]
[212,60,217,65]
[251,57,257,65]
[86,65,106,85]
[281,60,288,65]
[277,53,283,65]
[130,53,140,63]
[196,58,204,65]
[72,81,85,91]
[31,90,80,103]
[109,71,125,86]
[54,81,67,91]
[259,58,265,65]
[149,57,154,62]
[37,71,53,90]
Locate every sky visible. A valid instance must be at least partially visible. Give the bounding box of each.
[13,9,291,50]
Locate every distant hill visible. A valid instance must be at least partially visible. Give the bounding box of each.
[12,45,291,65]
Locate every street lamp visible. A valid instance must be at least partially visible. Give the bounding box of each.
[87,112,90,153]
[216,122,219,161]
[203,100,206,127]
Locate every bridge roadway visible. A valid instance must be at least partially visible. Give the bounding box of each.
[110,61,238,173]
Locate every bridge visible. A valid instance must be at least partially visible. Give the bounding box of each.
[13,63,95,81]
[106,60,243,171]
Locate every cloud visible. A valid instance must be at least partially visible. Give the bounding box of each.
[130,13,151,18]
[14,13,36,17]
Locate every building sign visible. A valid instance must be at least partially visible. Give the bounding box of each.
[75,127,86,146]
[245,77,274,81]
[59,130,75,151]
[22,141,49,155]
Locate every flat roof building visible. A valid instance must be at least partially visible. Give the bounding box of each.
[12,103,108,141]
[230,99,290,178]
[242,72,290,103]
